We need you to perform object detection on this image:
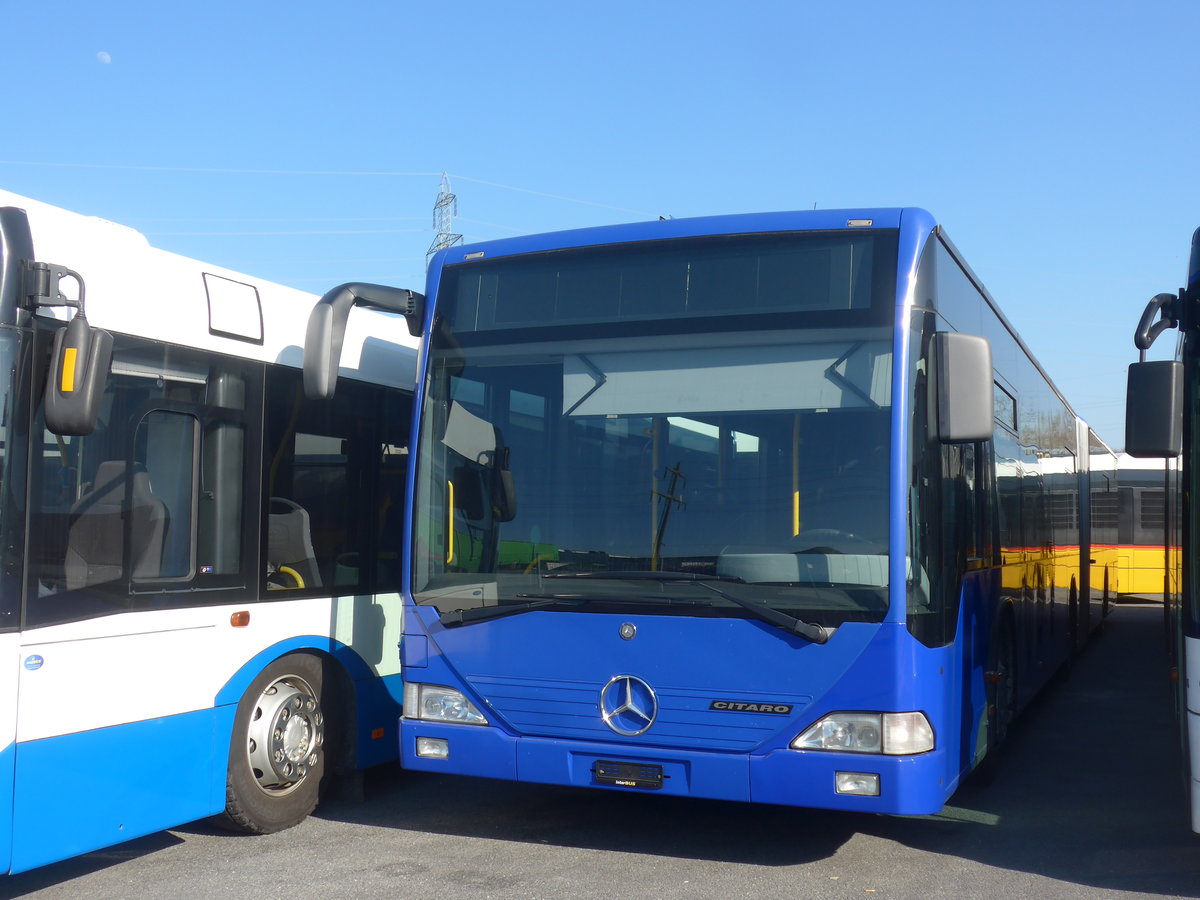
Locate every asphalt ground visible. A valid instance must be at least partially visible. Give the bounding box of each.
[4,602,1198,900]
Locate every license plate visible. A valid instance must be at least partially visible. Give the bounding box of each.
[593,760,664,789]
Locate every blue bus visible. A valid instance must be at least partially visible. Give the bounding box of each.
[311,209,1111,814]
[1124,226,1197,830]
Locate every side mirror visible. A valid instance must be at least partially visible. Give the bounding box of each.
[451,466,487,520]
[303,282,424,399]
[23,261,113,436]
[493,454,518,523]
[44,311,113,436]
[933,332,993,443]
[1125,360,1182,457]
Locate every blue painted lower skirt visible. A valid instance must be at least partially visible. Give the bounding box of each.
[9,707,233,874]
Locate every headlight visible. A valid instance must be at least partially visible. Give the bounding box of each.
[883,712,935,754]
[791,711,934,755]
[404,683,488,725]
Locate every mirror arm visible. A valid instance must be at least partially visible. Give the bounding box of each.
[303,282,425,400]
[1134,292,1182,359]
[22,260,85,312]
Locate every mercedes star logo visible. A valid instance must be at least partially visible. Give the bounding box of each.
[599,674,658,736]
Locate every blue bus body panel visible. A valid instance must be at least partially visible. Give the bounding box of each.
[425,612,876,743]
[0,741,12,874]
[9,707,232,874]
[355,672,404,768]
[889,209,938,623]
[402,602,985,815]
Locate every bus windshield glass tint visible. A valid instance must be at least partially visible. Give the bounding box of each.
[413,230,896,627]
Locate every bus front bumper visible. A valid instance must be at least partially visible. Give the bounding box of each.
[399,719,951,815]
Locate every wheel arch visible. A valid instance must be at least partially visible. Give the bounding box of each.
[215,636,374,707]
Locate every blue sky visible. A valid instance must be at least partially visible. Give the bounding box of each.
[4,0,1198,446]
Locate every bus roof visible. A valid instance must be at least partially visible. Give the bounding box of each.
[430,207,925,268]
[0,189,418,390]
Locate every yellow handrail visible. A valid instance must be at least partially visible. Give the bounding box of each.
[446,480,455,564]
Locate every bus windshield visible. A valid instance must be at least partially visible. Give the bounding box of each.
[412,230,896,628]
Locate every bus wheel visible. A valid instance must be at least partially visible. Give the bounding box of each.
[974,621,1017,787]
[219,652,326,834]
[989,622,1017,747]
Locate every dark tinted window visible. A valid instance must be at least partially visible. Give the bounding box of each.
[263,368,411,596]
[26,333,261,627]
[446,230,897,335]
[0,328,26,631]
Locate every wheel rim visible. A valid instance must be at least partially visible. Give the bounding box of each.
[246,674,324,797]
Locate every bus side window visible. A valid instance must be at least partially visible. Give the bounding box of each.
[64,460,168,589]
[63,409,200,591]
[137,409,199,580]
[26,334,259,627]
[263,369,393,595]
[261,367,411,597]
[267,497,322,590]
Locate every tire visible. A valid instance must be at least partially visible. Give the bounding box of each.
[973,617,1017,787]
[990,620,1017,747]
[218,652,327,834]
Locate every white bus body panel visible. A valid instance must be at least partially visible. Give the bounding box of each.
[0,633,17,872]
[16,596,401,742]
[0,189,418,388]
[9,594,403,871]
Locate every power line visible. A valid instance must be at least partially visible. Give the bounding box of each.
[0,160,657,216]
[127,216,428,223]
[146,229,426,236]
[224,257,427,265]
[0,160,440,177]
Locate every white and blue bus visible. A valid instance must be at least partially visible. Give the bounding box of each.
[310,209,1113,816]
[1124,226,1197,830]
[0,190,418,873]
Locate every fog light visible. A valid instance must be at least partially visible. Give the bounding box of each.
[835,771,880,796]
[416,737,450,759]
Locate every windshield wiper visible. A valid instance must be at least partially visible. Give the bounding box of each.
[516,592,710,606]
[691,580,829,644]
[440,585,728,629]
[543,571,830,644]
[439,596,585,628]
[542,570,745,583]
